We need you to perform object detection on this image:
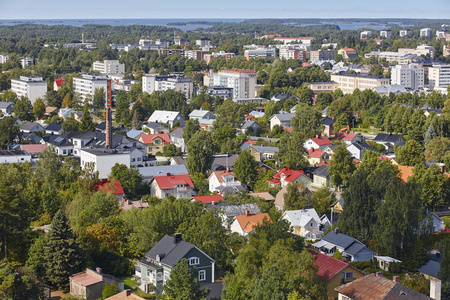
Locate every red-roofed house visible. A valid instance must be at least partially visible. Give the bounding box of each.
[308,249,365,300]
[304,136,333,151]
[21,144,48,156]
[333,132,362,145]
[150,173,194,199]
[70,268,124,300]
[53,77,65,91]
[192,194,224,204]
[95,179,125,201]
[138,134,171,155]
[230,211,271,236]
[306,148,328,165]
[268,167,312,188]
[208,170,243,194]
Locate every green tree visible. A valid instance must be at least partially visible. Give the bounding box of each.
[0,259,43,300]
[183,119,201,145]
[190,172,209,196]
[79,105,95,132]
[0,118,19,149]
[102,281,121,299]
[62,115,79,133]
[32,98,46,120]
[14,96,33,121]
[163,258,209,300]
[276,132,309,170]
[233,150,258,190]
[310,186,334,216]
[44,210,83,291]
[283,183,310,210]
[186,131,217,175]
[291,103,323,141]
[425,137,450,162]
[328,146,356,189]
[162,144,182,157]
[26,235,47,279]
[251,266,292,300]
[110,164,144,199]
[93,88,106,111]
[395,140,424,167]
[424,123,437,146]
[411,164,448,210]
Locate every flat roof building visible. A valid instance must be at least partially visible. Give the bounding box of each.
[92,60,125,74]
[11,75,47,104]
[142,74,193,99]
[73,74,112,106]
[330,72,390,94]
[204,68,257,99]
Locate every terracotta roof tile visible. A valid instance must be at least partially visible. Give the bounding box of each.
[139,133,171,145]
[310,136,333,146]
[154,174,194,190]
[95,179,125,195]
[309,249,349,280]
[397,165,414,183]
[193,195,224,204]
[235,213,271,232]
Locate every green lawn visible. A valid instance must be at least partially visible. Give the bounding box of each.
[120,275,138,290]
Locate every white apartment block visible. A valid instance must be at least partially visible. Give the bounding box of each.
[203,69,257,99]
[196,38,211,47]
[155,39,171,48]
[436,30,448,37]
[398,44,434,58]
[0,54,8,64]
[11,75,47,104]
[364,51,418,65]
[142,74,193,99]
[92,60,125,74]
[391,64,425,90]
[429,65,450,91]
[330,72,390,94]
[380,30,392,38]
[139,39,153,47]
[399,29,411,37]
[20,57,33,68]
[360,31,372,39]
[73,74,112,105]
[244,48,276,59]
[278,44,309,61]
[420,28,432,37]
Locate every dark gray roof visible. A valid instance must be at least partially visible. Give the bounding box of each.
[216,185,244,194]
[313,165,328,177]
[210,203,261,218]
[144,235,214,268]
[46,133,73,147]
[45,122,62,132]
[241,121,257,129]
[272,113,295,122]
[349,141,375,151]
[0,149,29,156]
[211,154,238,171]
[247,136,279,143]
[321,231,357,249]
[323,117,335,126]
[20,121,42,131]
[201,282,223,300]
[418,260,440,278]
[373,133,404,143]
[251,145,279,153]
[147,122,169,133]
[170,127,184,139]
[0,101,14,109]
[344,241,366,256]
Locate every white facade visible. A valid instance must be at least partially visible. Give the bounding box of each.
[92,60,125,74]
[11,76,47,104]
[380,30,392,38]
[196,38,211,47]
[399,29,411,37]
[80,148,144,179]
[208,171,242,193]
[398,45,435,59]
[330,73,390,94]
[148,110,185,128]
[0,150,32,164]
[73,74,110,103]
[20,57,33,68]
[244,48,276,59]
[360,31,372,39]
[420,28,432,37]
[391,64,424,90]
[142,74,193,99]
[204,69,256,99]
[364,51,418,65]
[0,54,8,64]
[429,64,450,90]
[436,30,448,37]
[139,39,153,47]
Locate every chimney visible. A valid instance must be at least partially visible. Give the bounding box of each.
[96,267,102,274]
[393,276,400,283]
[126,290,132,296]
[105,107,112,148]
[440,165,445,174]
[376,272,383,277]
[211,201,216,206]
[430,278,441,300]
[245,210,251,216]
[174,233,182,244]
[334,227,339,233]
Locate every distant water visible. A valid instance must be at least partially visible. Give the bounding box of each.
[0,18,244,31]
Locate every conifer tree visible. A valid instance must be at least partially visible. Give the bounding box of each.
[79,105,95,132]
[44,210,82,291]
[424,123,437,146]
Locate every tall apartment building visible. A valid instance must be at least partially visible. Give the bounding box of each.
[279,49,307,61]
[360,31,372,39]
[204,51,235,64]
[20,57,33,68]
[244,48,276,60]
[428,65,450,90]
[73,74,112,106]
[0,54,8,64]
[184,50,208,61]
[11,75,47,104]
[139,39,153,47]
[203,69,256,99]
[174,38,190,46]
[380,30,392,38]
[196,38,211,47]
[420,28,432,37]
[330,72,390,94]
[310,50,337,61]
[399,29,411,37]
[92,60,125,74]
[142,74,193,99]
[436,30,448,37]
[391,64,425,90]
[155,39,171,48]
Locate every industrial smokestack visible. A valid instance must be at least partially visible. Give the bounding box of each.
[82,32,85,44]
[105,107,112,148]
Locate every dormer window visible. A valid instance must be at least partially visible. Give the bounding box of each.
[188,257,199,265]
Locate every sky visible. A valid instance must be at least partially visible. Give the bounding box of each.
[0,0,449,19]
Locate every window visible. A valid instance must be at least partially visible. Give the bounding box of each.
[346,272,353,279]
[74,141,78,146]
[132,158,136,162]
[164,272,170,281]
[188,257,200,265]
[198,270,206,281]
[157,272,162,281]
[154,140,161,145]
[63,149,67,155]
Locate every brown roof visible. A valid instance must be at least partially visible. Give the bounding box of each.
[235,213,271,233]
[249,192,275,201]
[397,165,414,183]
[69,271,102,286]
[105,290,146,300]
[335,273,432,300]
